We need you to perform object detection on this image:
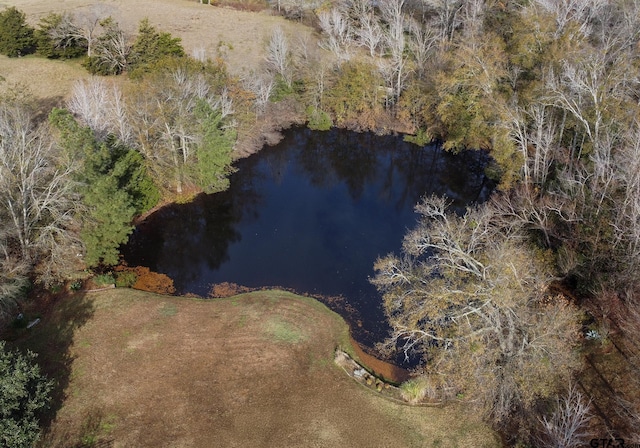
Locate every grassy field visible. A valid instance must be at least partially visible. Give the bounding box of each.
[12,288,498,448]
[0,0,314,82]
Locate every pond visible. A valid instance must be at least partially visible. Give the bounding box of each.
[123,127,494,362]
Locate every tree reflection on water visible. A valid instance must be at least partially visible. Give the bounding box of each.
[123,127,494,356]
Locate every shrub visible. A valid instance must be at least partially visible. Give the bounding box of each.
[115,271,137,288]
[404,128,433,147]
[400,378,428,404]
[306,106,332,131]
[94,273,115,286]
[0,341,52,448]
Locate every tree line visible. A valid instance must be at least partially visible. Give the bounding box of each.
[0,11,238,322]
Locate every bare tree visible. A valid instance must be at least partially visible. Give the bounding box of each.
[90,17,131,75]
[503,101,557,186]
[539,385,593,448]
[380,0,406,57]
[317,8,354,62]
[421,0,464,42]
[459,0,485,40]
[355,8,383,57]
[265,26,292,88]
[379,0,409,104]
[612,122,640,268]
[153,70,210,193]
[407,18,437,79]
[546,49,635,216]
[372,195,581,424]
[586,0,640,65]
[532,0,607,38]
[109,82,134,146]
[192,45,207,63]
[48,4,114,57]
[0,103,80,284]
[67,78,133,146]
[67,78,111,138]
[216,88,234,119]
[243,74,274,115]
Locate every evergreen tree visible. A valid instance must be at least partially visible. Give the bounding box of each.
[0,7,35,57]
[128,18,185,77]
[49,109,159,267]
[193,99,236,194]
[34,13,87,59]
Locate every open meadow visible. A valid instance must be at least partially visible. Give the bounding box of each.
[0,0,314,102]
[13,289,497,447]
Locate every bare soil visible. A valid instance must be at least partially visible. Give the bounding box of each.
[14,289,497,448]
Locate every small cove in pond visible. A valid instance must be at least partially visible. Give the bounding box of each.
[123,127,494,364]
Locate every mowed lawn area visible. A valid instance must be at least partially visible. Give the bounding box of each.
[13,288,498,448]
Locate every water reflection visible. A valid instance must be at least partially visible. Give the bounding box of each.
[123,127,494,354]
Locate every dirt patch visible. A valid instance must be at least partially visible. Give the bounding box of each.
[15,288,498,448]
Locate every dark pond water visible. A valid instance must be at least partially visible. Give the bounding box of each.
[123,127,494,359]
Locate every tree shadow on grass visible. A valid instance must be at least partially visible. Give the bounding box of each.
[11,291,96,447]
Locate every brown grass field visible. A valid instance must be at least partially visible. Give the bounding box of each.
[0,0,314,103]
[12,289,498,447]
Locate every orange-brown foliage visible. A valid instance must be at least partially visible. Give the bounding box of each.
[208,282,251,298]
[130,267,176,294]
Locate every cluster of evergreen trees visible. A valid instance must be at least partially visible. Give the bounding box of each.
[0,7,184,75]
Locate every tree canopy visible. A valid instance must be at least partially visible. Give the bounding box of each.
[128,18,185,77]
[0,341,52,448]
[373,196,580,431]
[0,7,35,57]
[49,108,159,268]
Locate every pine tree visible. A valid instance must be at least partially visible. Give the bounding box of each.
[0,7,35,57]
[128,18,185,77]
[193,99,236,194]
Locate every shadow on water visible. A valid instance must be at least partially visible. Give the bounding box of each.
[123,127,495,364]
[8,292,95,447]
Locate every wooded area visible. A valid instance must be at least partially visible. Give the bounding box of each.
[1,0,640,445]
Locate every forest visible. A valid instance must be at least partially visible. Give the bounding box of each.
[1,0,640,446]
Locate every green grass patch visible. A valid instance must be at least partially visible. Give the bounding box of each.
[159,302,177,317]
[263,317,307,344]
